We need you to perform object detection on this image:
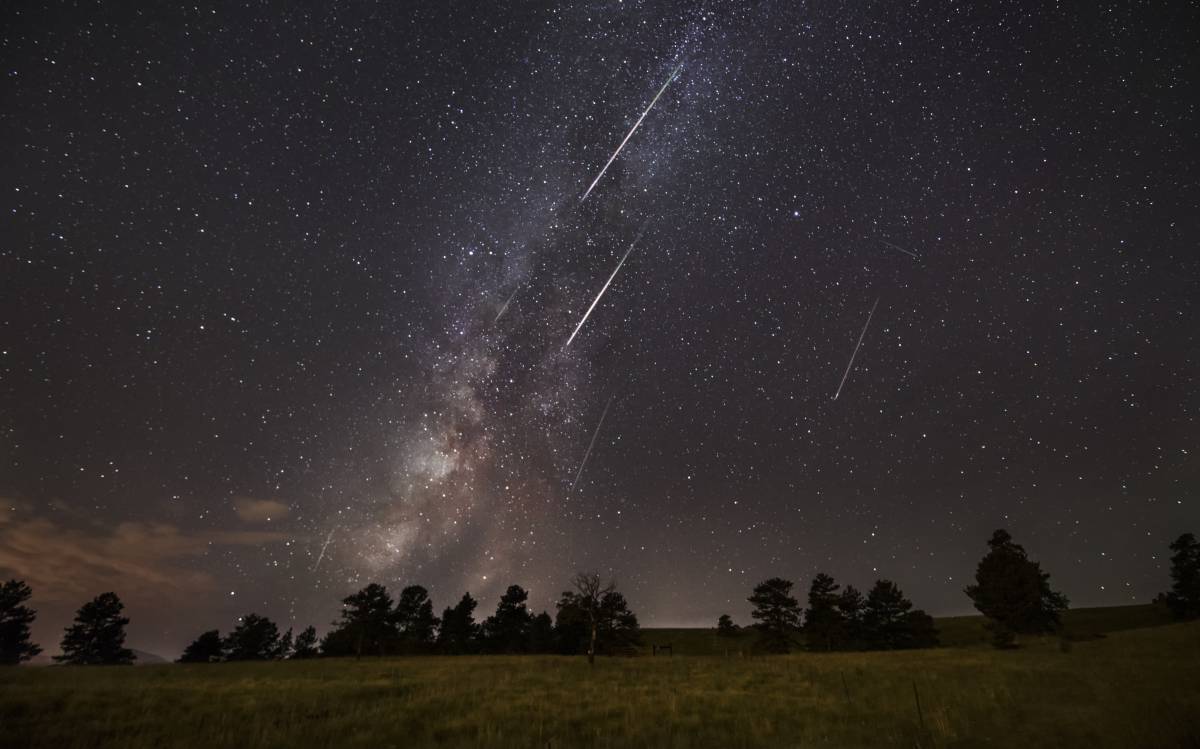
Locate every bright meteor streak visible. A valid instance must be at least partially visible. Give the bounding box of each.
[564,228,645,348]
[494,287,519,324]
[312,529,335,572]
[570,394,615,492]
[834,297,880,401]
[580,63,683,202]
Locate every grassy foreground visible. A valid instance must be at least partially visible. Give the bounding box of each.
[2,621,1198,748]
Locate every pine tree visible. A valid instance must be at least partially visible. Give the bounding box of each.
[965,529,1069,648]
[276,627,294,659]
[748,578,801,653]
[437,593,479,654]
[291,626,319,658]
[836,585,865,649]
[1165,533,1200,620]
[804,573,843,651]
[326,583,398,657]
[862,580,913,649]
[0,579,42,665]
[716,614,739,637]
[482,585,533,654]
[393,585,440,652]
[55,592,135,665]
[224,613,281,661]
[178,630,224,663]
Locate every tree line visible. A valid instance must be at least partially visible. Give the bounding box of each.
[1,529,1197,665]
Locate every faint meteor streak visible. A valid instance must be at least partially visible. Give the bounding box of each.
[312,529,335,572]
[880,239,918,259]
[570,394,615,492]
[580,63,683,202]
[833,297,880,401]
[494,287,519,324]
[564,228,645,348]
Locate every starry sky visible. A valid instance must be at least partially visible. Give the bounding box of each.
[1,1,1197,657]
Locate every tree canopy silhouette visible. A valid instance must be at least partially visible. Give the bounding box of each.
[0,579,42,665]
[55,592,134,665]
[394,585,440,653]
[324,583,398,657]
[178,630,224,663]
[748,577,801,653]
[556,574,640,661]
[291,625,319,658]
[224,613,282,661]
[437,593,479,654]
[1165,532,1200,620]
[965,529,1069,648]
[481,585,534,654]
[804,573,842,651]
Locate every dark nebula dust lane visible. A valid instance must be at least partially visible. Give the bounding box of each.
[1,2,1197,655]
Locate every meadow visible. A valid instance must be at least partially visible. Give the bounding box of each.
[1,608,1196,749]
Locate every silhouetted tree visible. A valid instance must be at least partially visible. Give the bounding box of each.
[903,609,940,649]
[276,627,294,659]
[1165,533,1200,620]
[325,583,397,657]
[0,579,41,665]
[837,585,865,649]
[860,580,937,649]
[224,613,281,661]
[481,585,534,654]
[965,529,1069,648]
[804,573,843,651]
[393,585,440,652]
[437,593,479,654]
[291,626,319,658]
[748,578,801,653]
[555,575,640,661]
[178,630,224,663]
[55,592,134,665]
[528,611,556,653]
[716,614,739,637]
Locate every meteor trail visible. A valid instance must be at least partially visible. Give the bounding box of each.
[880,239,918,259]
[570,394,615,492]
[564,228,645,348]
[580,63,683,202]
[834,297,880,401]
[312,529,335,572]
[493,287,519,324]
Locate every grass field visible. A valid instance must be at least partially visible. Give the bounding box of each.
[1,609,1197,748]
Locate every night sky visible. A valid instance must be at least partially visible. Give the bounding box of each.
[2,2,1197,657]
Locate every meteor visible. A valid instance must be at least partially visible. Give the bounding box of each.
[580,62,683,202]
[570,394,615,492]
[564,228,645,348]
[312,528,335,572]
[494,287,519,324]
[833,297,880,401]
[880,239,918,259]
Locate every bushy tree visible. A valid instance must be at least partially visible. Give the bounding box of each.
[965,529,1069,648]
[716,614,739,637]
[528,611,556,653]
[224,613,281,661]
[291,626,319,658]
[178,629,224,663]
[481,585,533,654]
[804,573,843,651]
[437,593,479,654]
[393,585,440,652]
[0,579,42,665]
[324,583,398,657]
[1165,533,1200,620]
[837,585,865,649]
[748,578,801,653]
[861,580,937,649]
[276,627,294,659]
[55,592,134,665]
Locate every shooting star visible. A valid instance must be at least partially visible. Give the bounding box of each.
[564,228,645,348]
[493,287,519,324]
[312,528,335,572]
[580,63,683,202]
[880,239,919,259]
[833,297,880,401]
[570,394,616,492]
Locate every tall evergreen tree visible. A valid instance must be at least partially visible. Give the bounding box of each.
[393,585,440,652]
[804,573,844,651]
[291,626,319,659]
[482,585,533,654]
[0,579,42,665]
[716,614,739,637]
[836,585,865,649]
[325,583,398,657]
[965,529,1069,648]
[1165,533,1200,620]
[275,627,294,659]
[748,578,801,653]
[862,580,915,649]
[528,611,556,653]
[224,613,281,661]
[437,593,479,654]
[55,592,135,665]
[178,629,224,663]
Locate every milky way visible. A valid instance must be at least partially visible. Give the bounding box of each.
[1,2,1197,655]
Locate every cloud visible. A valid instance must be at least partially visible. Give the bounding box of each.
[232,497,290,523]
